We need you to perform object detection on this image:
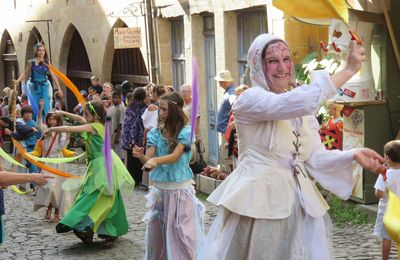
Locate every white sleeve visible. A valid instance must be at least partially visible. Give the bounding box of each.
[120,106,126,125]
[374,174,386,191]
[304,115,359,200]
[58,133,69,149]
[141,108,158,129]
[234,70,336,124]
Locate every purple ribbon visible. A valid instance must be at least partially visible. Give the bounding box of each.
[103,118,113,193]
[190,57,199,144]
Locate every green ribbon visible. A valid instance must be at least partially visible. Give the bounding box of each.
[26,152,86,164]
[0,147,26,168]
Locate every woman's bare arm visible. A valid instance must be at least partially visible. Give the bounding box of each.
[14,62,32,84]
[47,124,96,134]
[0,171,52,186]
[54,110,87,124]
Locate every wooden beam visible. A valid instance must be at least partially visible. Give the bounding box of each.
[349,9,386,25]
[112,74,149,85]
[66,70,92,79]
[382,0,400,72]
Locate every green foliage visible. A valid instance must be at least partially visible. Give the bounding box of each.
[327,195,369,225]
[295,51,342,124]
[196,191,208,201]
[64,117,85,149]
[295,52,341,85]
[316,183,369,225]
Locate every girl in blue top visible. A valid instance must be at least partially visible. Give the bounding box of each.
[15,43,63,120]
[133,92,205,260]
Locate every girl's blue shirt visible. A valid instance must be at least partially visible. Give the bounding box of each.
[147,126,193,183]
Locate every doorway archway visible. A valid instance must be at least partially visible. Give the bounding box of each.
[0,30,19,91]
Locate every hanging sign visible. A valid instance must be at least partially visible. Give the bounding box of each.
[114,27,142,49]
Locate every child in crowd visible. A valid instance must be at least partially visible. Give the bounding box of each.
[87,86,97,101]
[101,95,111,112]
[53,91,66,111]
[1,97,8,117]
[73,90,88,116]
[107,90,125,159]
[319,100,344,150]
[374,140,400,260]
[4,105,40,174]
[132,92,204,260]
[21,94,29,107]
[46,101,134,247]
[33,99,71,222]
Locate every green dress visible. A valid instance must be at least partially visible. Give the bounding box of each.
[56,123,134,237]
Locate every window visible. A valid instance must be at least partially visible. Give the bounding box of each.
[171,19,185,90]
[237,11,267,77]
[203,15,214,33]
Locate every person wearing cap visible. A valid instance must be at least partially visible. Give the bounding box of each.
[116,80,136,106]
[215,70,236,134]
[90,76,103,95]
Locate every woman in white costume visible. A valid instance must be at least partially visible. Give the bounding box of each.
[201,34,384,259]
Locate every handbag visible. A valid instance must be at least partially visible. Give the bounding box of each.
[190,140,207,174]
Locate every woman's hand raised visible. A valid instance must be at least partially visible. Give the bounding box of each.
[353,148,384,173]
[345,40,366,75]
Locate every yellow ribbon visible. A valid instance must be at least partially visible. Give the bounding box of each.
[10,185,28,195]
[0,147,26,168]
[27,152,86,164]
[12,139,79,178]
[383,189,400,257]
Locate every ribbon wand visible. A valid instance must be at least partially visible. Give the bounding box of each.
[190,57,199,145]
[103,117,113,194]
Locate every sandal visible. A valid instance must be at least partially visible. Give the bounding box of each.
[50,214,60,223]
[45,207,52,220]
[73,229,94,245]
[104,237,117,248]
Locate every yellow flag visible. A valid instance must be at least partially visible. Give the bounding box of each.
[383,189,400,258]
[273,0,349,23]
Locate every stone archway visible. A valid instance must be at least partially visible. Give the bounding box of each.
[0,30,19,91]
[25,27,44,64]
[102,19,148,86]
[59,24,91,111]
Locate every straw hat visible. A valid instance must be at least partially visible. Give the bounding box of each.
[215,69,233,82]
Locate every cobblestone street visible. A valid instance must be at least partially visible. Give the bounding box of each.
[0,162,398,259]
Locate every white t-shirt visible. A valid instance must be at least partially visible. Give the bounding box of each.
[141,108,158,129]
[374,174,387,215]
[374,168,400,214]
[387,168,400,197]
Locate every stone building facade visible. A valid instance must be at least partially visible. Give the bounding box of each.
[2,0,391,165]
[0,0,150,110]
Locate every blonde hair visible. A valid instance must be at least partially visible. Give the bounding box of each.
[103,82,113,90]
[235,84,249,95]
[326,99,344,111]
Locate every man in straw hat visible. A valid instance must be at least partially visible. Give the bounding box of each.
[215,69,236,134]
[215,69,236,171]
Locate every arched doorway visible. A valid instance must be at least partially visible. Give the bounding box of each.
[25,27,44,63]
[60,25,91,111]
[103,19,148,86]
[0,30,19,91]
